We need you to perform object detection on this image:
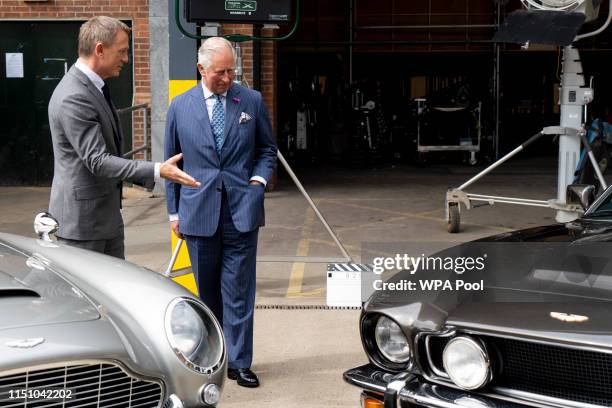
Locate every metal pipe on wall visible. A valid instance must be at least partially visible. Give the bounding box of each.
[282,40,493,47]
[494,0,501,160]
[253,25,261,91]
[354,24,497,30]
[349,0,354,84]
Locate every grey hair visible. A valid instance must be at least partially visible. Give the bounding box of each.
[198,37,236,69]
[78,16,130,57]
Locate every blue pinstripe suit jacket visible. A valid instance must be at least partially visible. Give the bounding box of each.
[164,83,277,237]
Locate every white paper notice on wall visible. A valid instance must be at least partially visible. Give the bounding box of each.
[6,53,24,78]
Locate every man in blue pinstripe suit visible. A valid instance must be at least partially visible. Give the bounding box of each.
[164,37,277,388]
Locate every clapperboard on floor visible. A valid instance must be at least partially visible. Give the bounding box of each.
[326,263,374,308]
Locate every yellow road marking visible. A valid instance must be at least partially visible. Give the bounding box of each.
[319,199,511,233]
[289,287,326,298]
[286,208,315,297]
[335,215,408,233]
[285,196,512,299]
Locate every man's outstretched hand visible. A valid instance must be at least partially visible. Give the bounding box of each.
[160,153,201,187]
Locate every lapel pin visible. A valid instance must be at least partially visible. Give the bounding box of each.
[232,97,240,104]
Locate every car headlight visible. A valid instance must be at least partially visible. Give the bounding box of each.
[202,384,221,405]
[443,336,491,390]
[374,316,411,363]
[165,298,224,374]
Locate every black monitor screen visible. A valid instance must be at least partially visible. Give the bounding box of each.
[186,0,293,24]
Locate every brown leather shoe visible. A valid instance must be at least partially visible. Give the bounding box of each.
[228,368,260,388]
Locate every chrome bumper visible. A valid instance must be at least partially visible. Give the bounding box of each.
[343,365,528,408]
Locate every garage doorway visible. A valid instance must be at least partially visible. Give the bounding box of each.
[0,21,133,186]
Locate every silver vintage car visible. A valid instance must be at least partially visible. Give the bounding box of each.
[0,214,225,407]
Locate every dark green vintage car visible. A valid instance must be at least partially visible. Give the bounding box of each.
[345,185,612,408]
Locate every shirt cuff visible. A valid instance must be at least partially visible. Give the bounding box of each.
[169,213,179,221]
[250,176,267,186]
[154,162,161,182]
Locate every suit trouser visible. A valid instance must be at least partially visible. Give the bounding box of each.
[185,190,258,370]
[57,230,125,259]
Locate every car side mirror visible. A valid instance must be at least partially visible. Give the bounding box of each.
[566,184,595,210]
[34,212,59,242]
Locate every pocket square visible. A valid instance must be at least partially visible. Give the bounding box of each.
[239,112,252,124]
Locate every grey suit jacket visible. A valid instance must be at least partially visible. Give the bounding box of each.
[48,65,155,240]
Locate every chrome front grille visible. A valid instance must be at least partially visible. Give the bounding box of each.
[421,332,612,408]
[0,362,163,407]
[487,336,612,407]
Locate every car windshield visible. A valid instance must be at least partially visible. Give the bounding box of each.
[585,189,612,218]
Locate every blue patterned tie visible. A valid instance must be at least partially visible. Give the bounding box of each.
[211,94,225,154]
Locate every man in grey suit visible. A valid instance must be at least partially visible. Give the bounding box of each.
[48,16,200,259]
[165,37,277,387]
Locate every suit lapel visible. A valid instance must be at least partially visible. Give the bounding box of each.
[189,85,219,163]
[224,85,242,144]
[109,99,123,154]
[70,67,120,155]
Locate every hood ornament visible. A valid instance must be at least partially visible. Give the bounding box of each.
[34,212,59,242]
[6,337,45,349]
[550,312,589,323]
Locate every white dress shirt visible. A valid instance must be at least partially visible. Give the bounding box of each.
[202,82,227,119]
[75,59,105,94]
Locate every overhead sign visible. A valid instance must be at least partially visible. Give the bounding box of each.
[225,1,257,12]
[185,0,293,24]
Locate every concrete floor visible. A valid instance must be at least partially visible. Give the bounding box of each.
[0,157,564,407]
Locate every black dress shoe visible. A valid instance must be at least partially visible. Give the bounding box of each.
[228,368,260,388]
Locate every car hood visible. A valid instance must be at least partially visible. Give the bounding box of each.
[0,240,99,330]
[367,288,612,350]
[482,219,612,243]
[0,233,228,402]
[366,220,612,347]
[447,299,612,346]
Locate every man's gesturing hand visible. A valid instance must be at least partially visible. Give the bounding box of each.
[160,153,201,187]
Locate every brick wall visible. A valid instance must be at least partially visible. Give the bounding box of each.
[221,24,277,188]
[1,0,151,159]
[222,24,278,188]
[221,24,253,89]
[261,28,278,189]
[260,27,277,137]
[222,24,277,136]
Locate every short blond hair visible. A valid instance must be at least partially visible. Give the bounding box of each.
[78,16,130,57]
